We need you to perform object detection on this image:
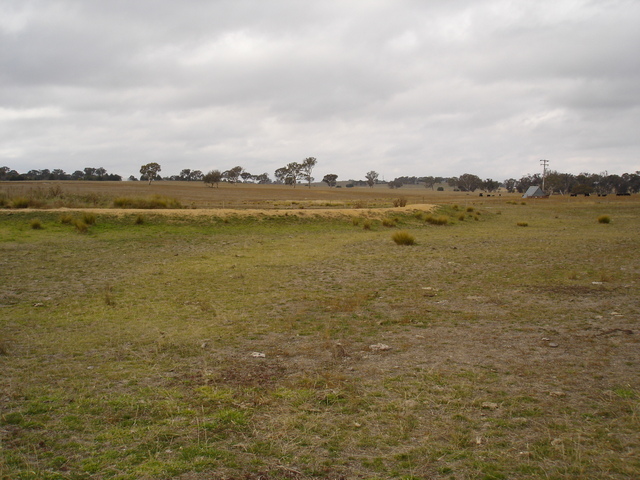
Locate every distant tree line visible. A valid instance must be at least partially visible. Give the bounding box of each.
[503,171,640,195]
[4,162,639,196]
[0,166,122,181]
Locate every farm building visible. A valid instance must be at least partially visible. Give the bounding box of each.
[522,186,547,198]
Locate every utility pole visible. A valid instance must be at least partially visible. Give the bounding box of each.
[540,159,549,192]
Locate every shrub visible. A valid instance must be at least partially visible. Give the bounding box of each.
[437,186,444,191]
[392,231,416,245]
[30,218,43,230]
[517,222,528,227]
[362,219,373,230]
[597,215,611,224]
[393,198,407,207]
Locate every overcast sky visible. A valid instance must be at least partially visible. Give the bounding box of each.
[2,0,639,181]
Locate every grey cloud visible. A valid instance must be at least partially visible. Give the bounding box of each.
[1,0,639,180]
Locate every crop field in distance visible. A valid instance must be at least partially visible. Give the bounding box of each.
[1,181,639,479]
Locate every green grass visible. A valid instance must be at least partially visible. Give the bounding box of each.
[1,199,640,479]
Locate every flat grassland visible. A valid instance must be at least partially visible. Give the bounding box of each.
[1,182,639,479]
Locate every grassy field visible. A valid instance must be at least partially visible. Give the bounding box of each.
[1,182,639,479]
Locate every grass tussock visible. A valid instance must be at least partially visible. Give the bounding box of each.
[113,194,183,209]
[362,219,373,230]
[73,219,89,233]
[29,218,43,229]
[391,230,416,245]
[517,221,529,227]
[134,214,145,225]
[597,215,611,224]
[393,197,408,207]
[425,214,449,225]
[82,213,96,225]
[382,217,398,227]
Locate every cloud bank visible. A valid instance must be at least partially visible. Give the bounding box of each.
[2,0,639,181]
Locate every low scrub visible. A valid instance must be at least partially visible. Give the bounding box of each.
[391,230,416,245]
[517,221,529,227]
[597,215,611,224]
[393,197,408,207]
[113,195,183,209]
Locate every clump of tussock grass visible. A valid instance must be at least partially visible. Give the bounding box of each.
[113,194,182,209]
[424,214,448,226]
[73,219,89,233]
[382,217,398,227]
[82,213,96,225]
[517,222,528,227]
[30,218,43,230]
[362,219,373,230]
[393,197,407,207]
[597,215,611,224]
[351,217,361,226]
[392,230,416,245]
[10,197,31,208]
[452,204,459,210]
[134,214,145,225]
[466,206,474,212]
[60,214,74,224]
[458,213,465,221]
